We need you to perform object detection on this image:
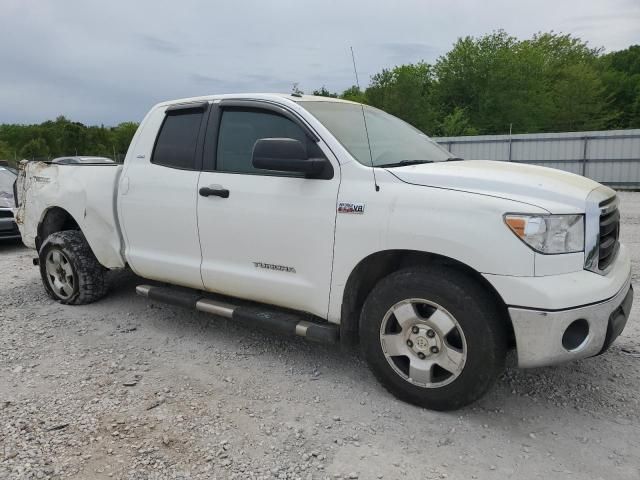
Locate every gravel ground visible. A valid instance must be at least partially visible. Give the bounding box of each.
[1,193,639,480]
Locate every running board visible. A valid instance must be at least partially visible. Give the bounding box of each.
[136,285,339,344]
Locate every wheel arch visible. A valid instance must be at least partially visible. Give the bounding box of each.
[339,249,514,348]
[36,206,81,251]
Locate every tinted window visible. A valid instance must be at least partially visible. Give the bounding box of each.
[152,111,204,169]
[216,109,312,174]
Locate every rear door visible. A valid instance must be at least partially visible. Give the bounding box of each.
[118,103,208,289]
[196,100,340,318]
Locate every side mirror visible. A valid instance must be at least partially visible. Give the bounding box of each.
[252,138,328,176]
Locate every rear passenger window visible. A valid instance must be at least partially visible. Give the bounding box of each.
[216,108,314,174]
[152,110,204,170]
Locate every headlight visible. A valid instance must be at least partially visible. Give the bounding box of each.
[504,214,584,254]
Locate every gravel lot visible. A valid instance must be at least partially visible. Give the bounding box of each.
[1,193,639,480]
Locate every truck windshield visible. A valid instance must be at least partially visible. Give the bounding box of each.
[300,101,452,167]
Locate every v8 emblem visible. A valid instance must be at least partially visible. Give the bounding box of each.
[338,202,365,214]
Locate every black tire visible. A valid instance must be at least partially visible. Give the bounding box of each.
[39,230,108,305]
[360,266,507,411]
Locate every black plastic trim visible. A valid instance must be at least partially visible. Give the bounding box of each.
[202,103,220,172]
[305,322,340,343]
[146,286,201,309]
[218,99,319,141]
[166,102,209,114]
[598,285,633,355]
[199,186,229,198]
[232,306,300,336]
[13,178,19,208]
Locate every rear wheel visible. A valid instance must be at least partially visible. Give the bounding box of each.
[360,266,507,411]
[39,230,108,305]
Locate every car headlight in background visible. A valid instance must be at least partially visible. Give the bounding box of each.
[504,214,584,254]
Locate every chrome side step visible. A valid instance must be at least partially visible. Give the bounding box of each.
[136,285,339,344]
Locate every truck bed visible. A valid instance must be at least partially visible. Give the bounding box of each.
[15,161,126,268]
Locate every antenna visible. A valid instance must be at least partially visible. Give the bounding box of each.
[350,47,361,91]
[350,46,379,192]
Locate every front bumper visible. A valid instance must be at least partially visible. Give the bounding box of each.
[483,244,633,368]
[509,275,633,368]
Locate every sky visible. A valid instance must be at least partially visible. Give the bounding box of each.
[1,0,639,125]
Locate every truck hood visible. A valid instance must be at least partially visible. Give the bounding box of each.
[388,160,611,213]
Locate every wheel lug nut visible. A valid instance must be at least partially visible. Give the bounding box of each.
[417,352,426,360]
[411,326,419,334]
[406,340,413,348]
[430,346,439,354]
[426,329,435,338]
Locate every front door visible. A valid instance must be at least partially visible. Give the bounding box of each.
[197,102,340,318]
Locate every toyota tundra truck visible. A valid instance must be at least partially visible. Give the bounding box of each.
[14,94,633,410]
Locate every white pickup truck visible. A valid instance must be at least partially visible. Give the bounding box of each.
[15,94,633,410]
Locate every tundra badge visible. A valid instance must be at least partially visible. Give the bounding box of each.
[253,262,296,273]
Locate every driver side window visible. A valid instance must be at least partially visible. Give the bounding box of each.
[216,108,316,174]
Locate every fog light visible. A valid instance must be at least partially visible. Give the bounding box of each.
[562,319,589,351]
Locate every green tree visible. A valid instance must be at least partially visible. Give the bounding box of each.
[312,86,338,98]
[433,30,610,134]
[439,107,478,136]
[112,122,138,156]
[0,140,12,160]
[0,118,139,162]
[598,45,640,128]
[339,85,367,103]
[548,63,614,130]
[433,31,521,133]
[366,62,439,133]
[526,33,611,131]
[19,137,50,159]
[60,122,88,155]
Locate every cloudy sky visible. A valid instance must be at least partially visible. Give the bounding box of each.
[1,0,639,125]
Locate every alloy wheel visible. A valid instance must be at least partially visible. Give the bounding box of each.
[379,298,467,388]
[45,249,75,300]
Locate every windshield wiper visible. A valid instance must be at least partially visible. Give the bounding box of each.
[446,156,464,161]
[377,160,434,168]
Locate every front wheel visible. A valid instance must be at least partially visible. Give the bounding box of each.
[360,267,507,411]
[39,230,108,305]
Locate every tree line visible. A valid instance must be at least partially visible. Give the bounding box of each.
[0,118,138,166]
[314,31,639,137]
[1,31,638,167]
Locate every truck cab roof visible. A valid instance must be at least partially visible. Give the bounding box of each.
[153,93,360,110]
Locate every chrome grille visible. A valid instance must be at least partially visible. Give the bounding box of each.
[597,196,620,271]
